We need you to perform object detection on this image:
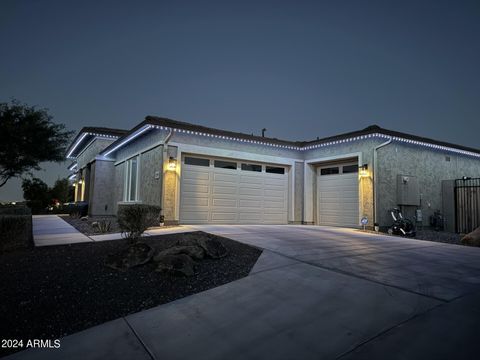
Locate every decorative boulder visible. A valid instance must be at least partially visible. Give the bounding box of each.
[197,236,227,259]
[155,254,196,276]
[154,245,205,261]
[105,242,154,271]
[461,227,480,247]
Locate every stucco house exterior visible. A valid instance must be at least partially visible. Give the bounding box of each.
[66,116,480,230]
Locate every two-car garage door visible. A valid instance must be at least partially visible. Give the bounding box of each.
[180,155,288,224]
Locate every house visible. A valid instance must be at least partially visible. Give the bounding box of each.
[65,116,480,230]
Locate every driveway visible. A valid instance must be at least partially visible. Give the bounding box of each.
[8,225,480,360]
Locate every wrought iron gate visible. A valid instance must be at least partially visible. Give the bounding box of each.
[455,178,480,233]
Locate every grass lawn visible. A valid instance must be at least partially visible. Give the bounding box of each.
[0,231,261,357]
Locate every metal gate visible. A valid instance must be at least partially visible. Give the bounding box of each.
[455,178,480,233]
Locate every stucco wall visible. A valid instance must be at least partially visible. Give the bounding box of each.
[139,146,163,206]
[376,142,480,227]
[89,160,115,215]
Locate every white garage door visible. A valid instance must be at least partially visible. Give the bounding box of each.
[180,156,288,224]
[317,162,359,227]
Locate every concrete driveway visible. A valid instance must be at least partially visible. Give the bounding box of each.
[8,225,480,360]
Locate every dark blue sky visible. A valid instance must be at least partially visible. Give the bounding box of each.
[1,0,479,200]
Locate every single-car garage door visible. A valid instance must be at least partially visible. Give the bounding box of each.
[316,162,359,227]
[180,155,288,224]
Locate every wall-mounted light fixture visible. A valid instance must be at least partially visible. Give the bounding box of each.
[359,164,369,177]
[78,179,84,184]
[73,182,77,187]
[168,157,177,171]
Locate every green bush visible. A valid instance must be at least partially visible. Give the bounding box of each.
[0,215,33,252]
[92,220,111,233]
[117,204,161,242]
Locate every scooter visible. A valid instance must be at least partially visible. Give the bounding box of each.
[387,208,416,237]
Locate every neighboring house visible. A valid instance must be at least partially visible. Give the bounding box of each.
[66,116,480,230]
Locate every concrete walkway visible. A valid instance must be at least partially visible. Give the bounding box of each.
[11,225,480,359]
[32,215,194,246]
[32,215,92,246]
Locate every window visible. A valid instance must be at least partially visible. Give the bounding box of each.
[124,156,139,201]
[320,167,339,175]
[342,164,358,174]
[214,160,237,169]
[266,166,285,174]
[241,163,261,172]
[185,156,209,167]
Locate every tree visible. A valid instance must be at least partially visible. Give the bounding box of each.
[50,178,74,204]
[22,178,50,214]
[0,100,74,187]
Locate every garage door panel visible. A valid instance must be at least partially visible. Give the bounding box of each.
[239,199,262,208]
[213,185,237,195]
[181,156,289,224]
[239,212,263,221]
[181,197,209,207]
[264,200,285,209]
[181,211,209,221]
[264,214,287,223]
[211,198,237,207]
[239,187,263,196]
[211,212,237,221]
[265,177,287,187]
[213,173,237,183]
[183,169,210,181]
[264,189,285,198]
[240,175,263,184]
[182,184,209,194]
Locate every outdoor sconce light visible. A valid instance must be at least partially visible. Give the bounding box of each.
[359,164,369,177]
[73,182,77,187]
[78,179,84,184]
[168,157,177,171]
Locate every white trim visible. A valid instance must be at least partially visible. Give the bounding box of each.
[103,125,152,157]
[66,133,88,158]
[66,132,120,159]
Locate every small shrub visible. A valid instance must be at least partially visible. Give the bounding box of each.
[117,204,161,242]
[92,220,111,234]
[65,202,88,217]
[70,211,81,219]
[0,215,33,252]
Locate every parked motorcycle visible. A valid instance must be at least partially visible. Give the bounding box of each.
[387,208,416,237]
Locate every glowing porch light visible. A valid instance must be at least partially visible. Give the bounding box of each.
[168,157,177,171]
[359,164,369,177]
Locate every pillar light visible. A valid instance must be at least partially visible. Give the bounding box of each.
[168,157,177,171]
[359,164,369,177]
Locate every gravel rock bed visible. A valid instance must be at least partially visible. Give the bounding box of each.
[60,215,121,235]
[415,229,463,245]
[360,228,463,245]
[0,231,261,357]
